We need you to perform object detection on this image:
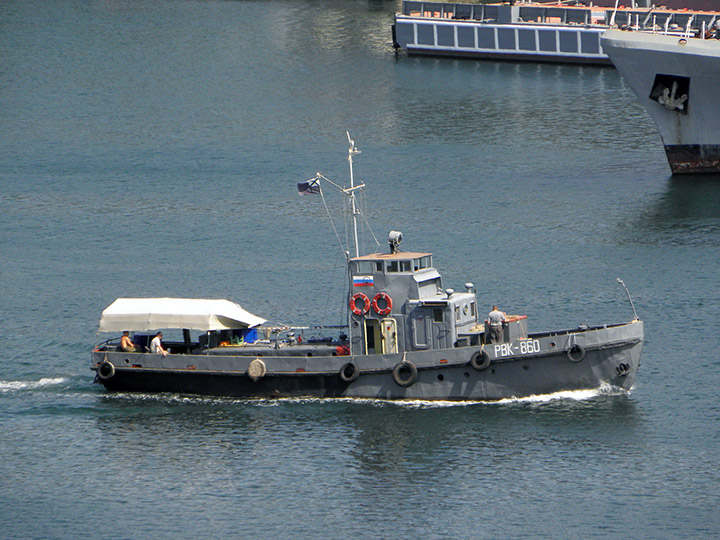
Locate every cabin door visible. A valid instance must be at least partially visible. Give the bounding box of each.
[411,309,430,350]
[364,319,381,355]
[381,318,398,354]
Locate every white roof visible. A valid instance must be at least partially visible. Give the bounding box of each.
[98,298,266,332]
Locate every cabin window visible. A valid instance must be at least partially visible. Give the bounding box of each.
[375,261,383,272]
[433,308,443,323]
[388,260,411,273]
[413,256,432,271]
[356,261,374,274]
[419,279,440,297]
[470,302,476,317]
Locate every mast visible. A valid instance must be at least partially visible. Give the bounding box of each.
[347,131,361,258]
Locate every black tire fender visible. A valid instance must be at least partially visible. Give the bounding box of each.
[392,360,418,387]
[567,344,586,363]
[339,362,360,383]
[97,360,116,380]
[470,350,491,371]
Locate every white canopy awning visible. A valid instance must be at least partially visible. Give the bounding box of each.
[98,298,266,332]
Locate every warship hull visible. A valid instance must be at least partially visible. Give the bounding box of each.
[602,30,720,174]
[92,321,643,401]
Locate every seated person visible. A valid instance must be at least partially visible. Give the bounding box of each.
[120,331,137,352]
[150,331,168,357]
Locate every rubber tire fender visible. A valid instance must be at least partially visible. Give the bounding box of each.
[97,360,116,380]
[248,358,267,381]
[470,350,491,371]
[339,362,360,383]
[392,360,418,387]
[567,344,586,363]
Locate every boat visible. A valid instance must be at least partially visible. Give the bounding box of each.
[392,1,719,65]
[91,135,644,401]
[602,28,720,174]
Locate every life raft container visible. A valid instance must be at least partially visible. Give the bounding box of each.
[372,292,393,316]
[350,293,371,316]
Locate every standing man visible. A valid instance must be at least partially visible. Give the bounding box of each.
[487,306,506,344]
[150,331,168,357]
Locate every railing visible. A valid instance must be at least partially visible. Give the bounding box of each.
[400,1,719,32]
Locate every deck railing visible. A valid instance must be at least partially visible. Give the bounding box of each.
[400,1,719,31]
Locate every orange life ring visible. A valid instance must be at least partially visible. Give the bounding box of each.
[372,292,393,316]
[350,293,371,316]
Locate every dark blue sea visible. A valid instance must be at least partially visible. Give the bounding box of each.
[2,1,719,538]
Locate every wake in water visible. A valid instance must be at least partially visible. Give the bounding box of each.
[96,381,629,408]
[0,377,69,392]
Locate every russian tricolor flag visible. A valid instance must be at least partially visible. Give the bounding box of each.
[353,275,374,287]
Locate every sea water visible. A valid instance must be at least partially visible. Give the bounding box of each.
[1,1,719,538]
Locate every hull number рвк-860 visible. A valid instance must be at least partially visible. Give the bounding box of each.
[494,339,541,357]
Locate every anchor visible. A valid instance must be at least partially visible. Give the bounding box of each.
[658,81,688,111]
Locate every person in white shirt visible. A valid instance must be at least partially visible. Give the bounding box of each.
[150,332,168,357]
[487,306,506,344]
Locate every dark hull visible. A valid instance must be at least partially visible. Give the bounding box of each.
[92,321,643,401]
[403,47,612,66]
[665,144,720,175]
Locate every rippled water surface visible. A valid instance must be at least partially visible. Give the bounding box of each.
[2,1,720,538]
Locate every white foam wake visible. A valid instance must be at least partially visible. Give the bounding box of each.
[0,377,68,392]
[95,382,627,408]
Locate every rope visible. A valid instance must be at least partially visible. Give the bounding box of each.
[319,185,349,261]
